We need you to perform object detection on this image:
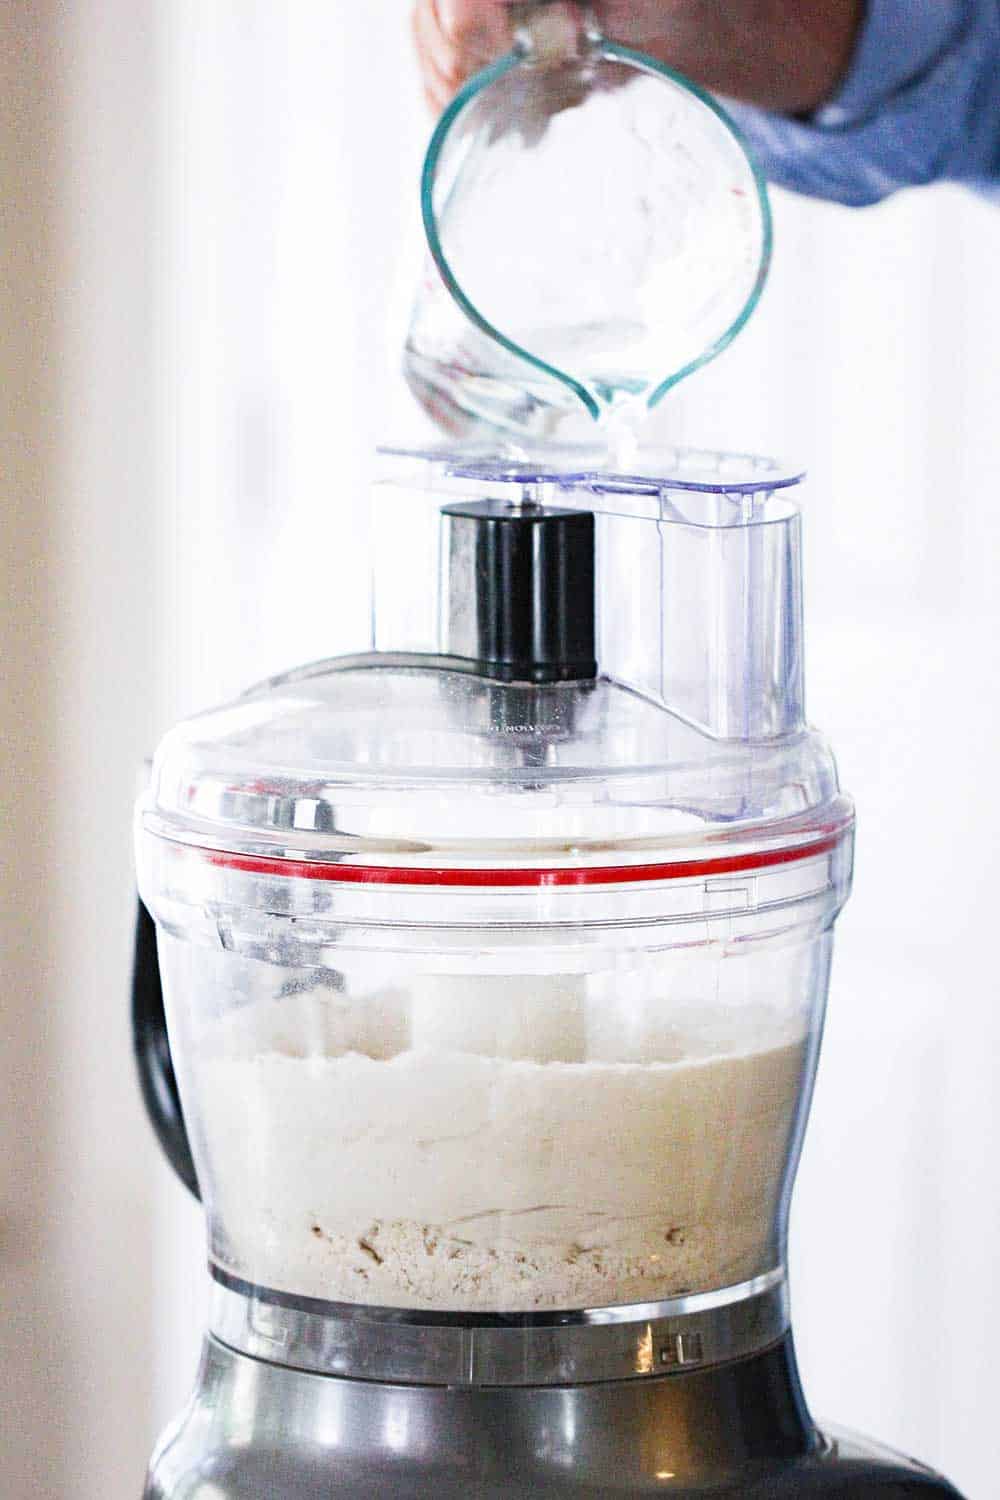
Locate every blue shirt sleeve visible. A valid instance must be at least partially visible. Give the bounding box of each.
[724,0,1000,206]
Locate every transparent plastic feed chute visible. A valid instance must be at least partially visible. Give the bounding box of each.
[405,6,772,444]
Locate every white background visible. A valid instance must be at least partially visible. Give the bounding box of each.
[4,2,999,1496]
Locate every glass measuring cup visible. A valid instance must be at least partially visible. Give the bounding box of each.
[404,3,772,447]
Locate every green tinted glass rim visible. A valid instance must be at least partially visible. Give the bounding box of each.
[421,49,600,420]
[420,40,773,422]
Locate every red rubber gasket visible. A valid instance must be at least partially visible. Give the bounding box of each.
[200,827,849,888]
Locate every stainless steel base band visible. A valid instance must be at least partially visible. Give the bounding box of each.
[209,1265,789,1387]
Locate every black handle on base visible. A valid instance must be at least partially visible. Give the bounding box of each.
[132,896,200,1199]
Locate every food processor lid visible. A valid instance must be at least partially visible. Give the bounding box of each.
[140,446,850,883]
[142,652,847,867]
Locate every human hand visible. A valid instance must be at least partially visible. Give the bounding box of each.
[412,0,863,116]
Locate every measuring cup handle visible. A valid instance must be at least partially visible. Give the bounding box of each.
[510,1,593,62]
[131,895,201,1199]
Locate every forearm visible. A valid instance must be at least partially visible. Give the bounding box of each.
[729,0,1000,205]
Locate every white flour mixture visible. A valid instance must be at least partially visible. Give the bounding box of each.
[195,979,807,1312]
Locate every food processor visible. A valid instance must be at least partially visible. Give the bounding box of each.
[134,446,962,1496]
[133,8,965,1493]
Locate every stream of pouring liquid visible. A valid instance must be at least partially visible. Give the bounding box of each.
[483,383,652,469]
[597,397,645,471]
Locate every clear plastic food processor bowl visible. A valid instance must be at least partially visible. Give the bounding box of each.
[136,447,852,1332]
